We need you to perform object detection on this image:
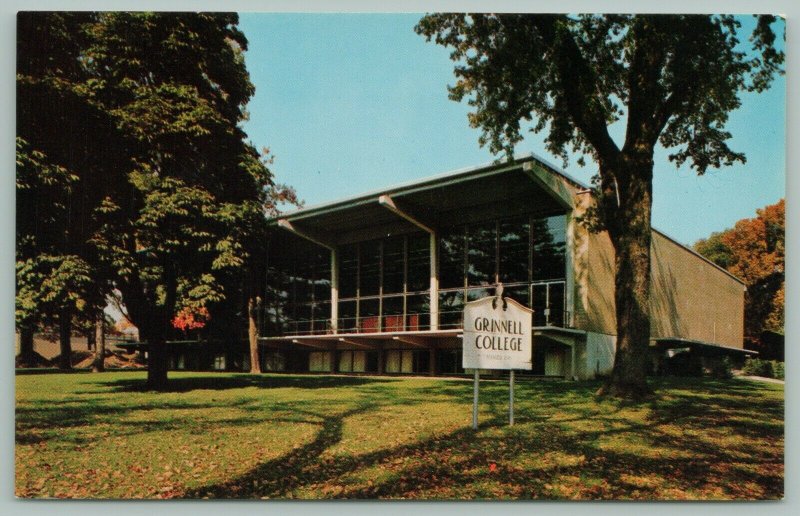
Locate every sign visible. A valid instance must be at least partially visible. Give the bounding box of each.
[462,296,533,370]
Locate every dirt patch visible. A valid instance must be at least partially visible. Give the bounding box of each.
[72,349,147,369]
[15,352,53,369]
[19,349,147,370]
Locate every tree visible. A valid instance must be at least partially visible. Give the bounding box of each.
[416,14,783,397]
[81,12,280,388]
[16,12,122,369]
[17,12,286,387]
[695,199,785,342]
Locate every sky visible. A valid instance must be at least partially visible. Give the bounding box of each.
[237,13,786,246]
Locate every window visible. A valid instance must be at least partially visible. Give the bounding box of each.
[438,290,464,329]
[385,350,415,373]
[406,294,429,331]
[407,234,430,292]
[382,295,404,332]
[383,237,405,294]
[358,298,380,333]
[339,245,358,298]
[335,233,432,334]
[309,351,332,372]
[267,213,569,336]
[360,240,381,296]
[532,215,566,281]
[213,354,226,371]
[499,217,531,285]
[338,351,353,372]
[338,300,357,333]
[268,240,333,336]
[264,351,287,371]
[313,301,331,333]
[338,350,367,372]
[504,284,530,307]
[437,349,463,374]
[438,226,466,290]
[436,213,567,328]
[467,221,496,286]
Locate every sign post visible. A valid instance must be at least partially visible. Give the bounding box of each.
[472,370,479,430]
[463,289,532,429]
[509,370,515,426]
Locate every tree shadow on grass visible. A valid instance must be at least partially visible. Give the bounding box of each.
[15,397,263,446]
[182,403,379,499]
[179,377,783,500]
[95,373,396,393]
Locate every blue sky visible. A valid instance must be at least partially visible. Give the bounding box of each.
[237,13,785,246]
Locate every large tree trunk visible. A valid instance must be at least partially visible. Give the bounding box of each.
[145,264,176,389]
[87,323,96,351]
[248,296,262,374]
[58,307,72,370]
[146,335,169,389]
[605,230,652,396]
[598,152,654,398]
[92,312,106,373]
[19,324,35,365]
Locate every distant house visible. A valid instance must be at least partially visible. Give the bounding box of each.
[248,155,751,379]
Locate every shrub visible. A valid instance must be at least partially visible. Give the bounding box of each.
[772,361,785,380]
[708,356,733,379]
[665,352,703,377]
[742,358,774,378]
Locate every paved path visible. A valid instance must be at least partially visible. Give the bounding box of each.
[736,375,784,385]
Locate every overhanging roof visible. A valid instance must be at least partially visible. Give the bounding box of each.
[653,337,758,357]
[260,329,464,350]
[268,154,575,246]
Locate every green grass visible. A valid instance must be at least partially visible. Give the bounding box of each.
[15,372,784,500]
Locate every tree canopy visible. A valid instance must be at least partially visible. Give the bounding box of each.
[417,14,783,396]
[695,199,785,341]
[16,12,118,366]
[16,12,291,386]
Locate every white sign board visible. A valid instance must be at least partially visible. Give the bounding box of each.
[462,296,533,370]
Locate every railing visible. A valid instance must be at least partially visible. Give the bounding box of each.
[273,279,570,337]
[281,313,430,337]
[439,309,573,330]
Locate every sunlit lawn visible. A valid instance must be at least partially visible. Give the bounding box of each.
[15,371,783,500]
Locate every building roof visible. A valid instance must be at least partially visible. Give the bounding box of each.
[268,152,745,285]
[268,154,572,247]
[268,152,584,223]
[653,337,758,356]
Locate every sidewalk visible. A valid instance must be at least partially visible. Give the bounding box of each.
[736,375,785,385]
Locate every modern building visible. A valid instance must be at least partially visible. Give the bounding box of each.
[254,154,751,379]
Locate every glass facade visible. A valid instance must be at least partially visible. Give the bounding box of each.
[437,214,568,328]
[336,232,431,333]
[264,240,332,336]
[266,212,567,336]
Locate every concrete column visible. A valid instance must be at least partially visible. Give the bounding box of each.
[564,212,575,327]
[331,348,339,373]
[330,248,339,334]
[570,340,576,380]
[429,232,439,330]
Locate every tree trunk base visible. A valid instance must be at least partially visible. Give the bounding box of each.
[58,309,72,370]
[146,342,169,390]
[596,380,653,400]
[92,315,105,373]
[146,368,169,390]
[19,327,36,365]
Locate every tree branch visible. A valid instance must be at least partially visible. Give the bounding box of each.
[533,16,620,163]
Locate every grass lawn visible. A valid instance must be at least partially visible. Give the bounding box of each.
[15,371,783,500]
